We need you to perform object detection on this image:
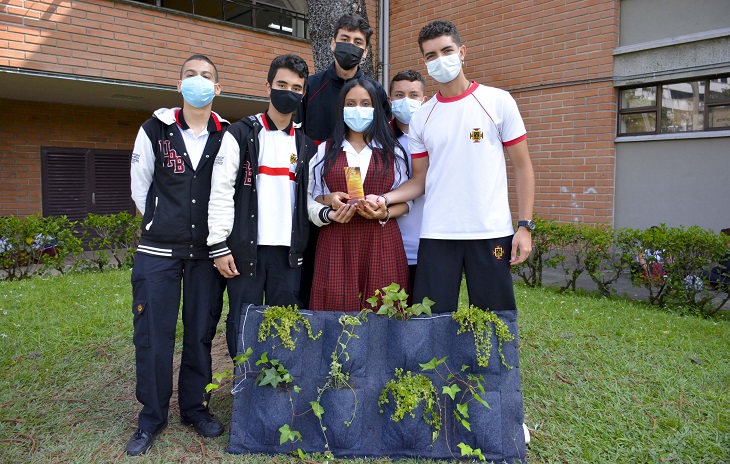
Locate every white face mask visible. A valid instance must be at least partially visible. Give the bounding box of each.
[426,53,462,84]
[391,97,423,125]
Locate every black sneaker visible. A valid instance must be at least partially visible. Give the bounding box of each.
[125,429,156,456]
[181,413,224,438]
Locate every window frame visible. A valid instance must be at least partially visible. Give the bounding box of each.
[617,74,730,136]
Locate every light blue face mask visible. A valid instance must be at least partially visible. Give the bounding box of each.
[426,53,462,84]
[180,75,216,108]
[343,106,375,132]
[391,97,423,125]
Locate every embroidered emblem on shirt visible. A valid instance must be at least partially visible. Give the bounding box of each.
[290,153,297,164]
[137,304,143,313]
[492,245,504,260]
[470,128,483,143]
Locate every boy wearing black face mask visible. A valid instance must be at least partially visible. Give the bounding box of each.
[299,13,391,145]
[297,13,391,309]
[208,54,318,358]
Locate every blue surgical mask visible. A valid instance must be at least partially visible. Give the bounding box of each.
[180,75,216,108]
[426,53,462,84]
[343,106,374,132]
[391,97,423,125]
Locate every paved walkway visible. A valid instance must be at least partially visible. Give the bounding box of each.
[523,267,729,310]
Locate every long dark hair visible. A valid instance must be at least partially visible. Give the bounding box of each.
[315,78,407,191]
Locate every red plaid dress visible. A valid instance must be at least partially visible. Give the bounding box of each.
[310,149,409,311]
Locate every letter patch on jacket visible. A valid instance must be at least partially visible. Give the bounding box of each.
[160,140,185,173]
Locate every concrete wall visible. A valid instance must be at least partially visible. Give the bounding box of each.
[614,137,730,231]
[619,0,730,46]
[388,0,620,224]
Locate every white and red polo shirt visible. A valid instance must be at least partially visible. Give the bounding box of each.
[408,81,527,240]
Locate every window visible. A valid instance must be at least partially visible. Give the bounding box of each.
[130,0,308,39]
[41,148,135,220]
[617,75,730,135]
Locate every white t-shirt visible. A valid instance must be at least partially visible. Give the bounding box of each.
[408,82,526,240]
[256,113,297,246]
[395,131,423,265]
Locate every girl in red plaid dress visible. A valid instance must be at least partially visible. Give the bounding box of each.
[307,78,410,311]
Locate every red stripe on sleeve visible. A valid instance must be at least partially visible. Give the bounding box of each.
[503,133,527,147]
[411,151,429,159]
[258,166,296,181]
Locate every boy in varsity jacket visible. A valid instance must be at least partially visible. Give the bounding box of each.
[207,55,318,358]
[127,55,228,456]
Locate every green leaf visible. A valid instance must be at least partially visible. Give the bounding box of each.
[293,385,301,393]
[205,383,218,393]
[456,402,469,418]
[310,401,324,419]
[473,393,491,409]
[419,356,447,371]
[460,418,471,431]
[457,442,472,456]
[233,347,253,365]
[278,424,301,444]
[442,384,462,400]
[256,352,269,366]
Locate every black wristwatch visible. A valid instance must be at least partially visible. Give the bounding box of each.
[517,219,536,231]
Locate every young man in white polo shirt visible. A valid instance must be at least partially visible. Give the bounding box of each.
[207,54,317,357]
[389,70,428,288]
[375,20,535,314]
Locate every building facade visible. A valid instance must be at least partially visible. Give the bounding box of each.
[1,0,728,231]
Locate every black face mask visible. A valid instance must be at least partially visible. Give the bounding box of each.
[270,88,303,115]
[333,42,365,71]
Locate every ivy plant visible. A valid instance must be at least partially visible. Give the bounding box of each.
[258,305,321,351]
[378,368,441,441]
[452,304,514,369]
[366,282,434,320]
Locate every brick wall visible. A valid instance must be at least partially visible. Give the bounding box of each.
[0,99,147,217]
[388,0,619,224]
[0,0,316,217]
[0,0,314,98]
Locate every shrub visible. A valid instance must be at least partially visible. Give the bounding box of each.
[0,214,84,280]
[513,217,562,287]
[80,212,141,271]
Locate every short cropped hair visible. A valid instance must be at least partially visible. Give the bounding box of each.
[333,13,373,45]
[389,70,426,95]
[417,20,462,54]
[267,54,309,85]
[181,54,219,82]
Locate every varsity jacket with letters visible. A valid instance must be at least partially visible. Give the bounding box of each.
[298,62,391,144]
[207,115,318,277]
[131,107,229,259]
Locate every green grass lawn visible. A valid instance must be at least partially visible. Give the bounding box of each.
[0,270,728,463]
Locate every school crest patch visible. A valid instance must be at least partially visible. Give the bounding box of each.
[469,128,483,143]
[290,153,297,164]
[492,245,504,260]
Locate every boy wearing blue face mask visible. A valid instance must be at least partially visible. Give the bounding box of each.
[389,70,427,288]
[128,55,229,456]
[207,54,318,359]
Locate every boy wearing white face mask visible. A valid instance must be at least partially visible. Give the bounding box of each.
[374,20,536,315]
[389,70,427,288]
[128,55,229,456]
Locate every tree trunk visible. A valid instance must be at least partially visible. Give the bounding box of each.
[307,0,376,78]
